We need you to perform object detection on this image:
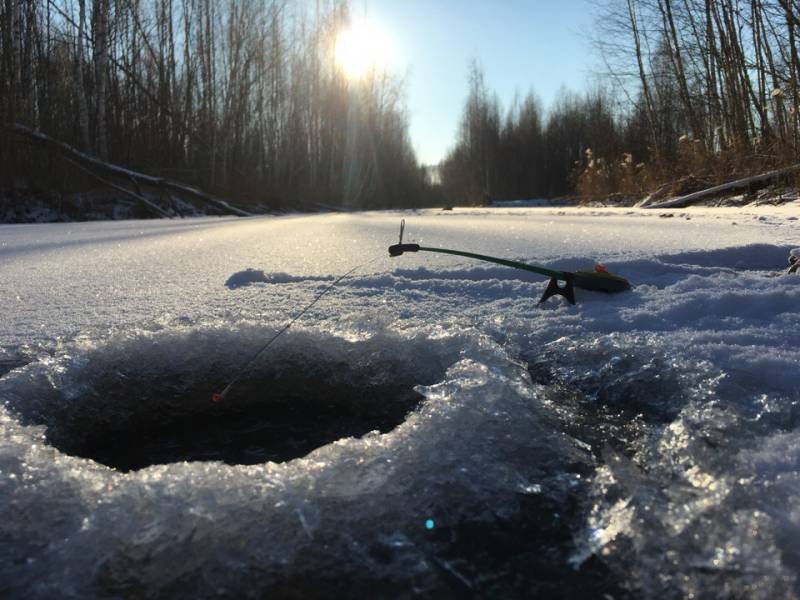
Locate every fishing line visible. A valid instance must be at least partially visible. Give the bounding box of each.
[213,256,382,402]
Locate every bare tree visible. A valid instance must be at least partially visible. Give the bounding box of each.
[74,0,91,151]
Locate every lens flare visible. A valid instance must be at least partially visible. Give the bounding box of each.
[334,19,390,80]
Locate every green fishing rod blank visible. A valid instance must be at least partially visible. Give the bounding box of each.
[388,220,631,304]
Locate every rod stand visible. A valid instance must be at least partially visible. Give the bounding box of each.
[539,275,575,305]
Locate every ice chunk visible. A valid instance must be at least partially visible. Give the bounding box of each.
[224,268,269,288]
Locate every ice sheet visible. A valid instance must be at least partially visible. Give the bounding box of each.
[1,207,799,596]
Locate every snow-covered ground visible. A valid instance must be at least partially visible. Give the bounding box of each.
[1,206,799,597]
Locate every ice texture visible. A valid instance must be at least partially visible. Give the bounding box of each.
[0,327,599,597]
[1,206,799,597]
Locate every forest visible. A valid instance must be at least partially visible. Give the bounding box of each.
[0,0,435,214]
[3,1,800,213]
[441,0,800,204]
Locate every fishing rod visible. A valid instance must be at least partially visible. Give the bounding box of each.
[388,220,631,304]
[213,220,629,401]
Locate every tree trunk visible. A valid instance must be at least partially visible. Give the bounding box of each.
[659,0,703,143]
[94,0,110,159]
[780,0,800,154]
[627,0,660,159]
[75,0,91,151]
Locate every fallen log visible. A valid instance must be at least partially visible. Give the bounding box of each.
[643,164,800,209]
[7,123,252,217]
[63,156,172,218]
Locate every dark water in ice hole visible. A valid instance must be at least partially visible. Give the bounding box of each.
[47,367,431,472]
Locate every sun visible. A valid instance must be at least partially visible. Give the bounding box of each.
[334,18,390,80]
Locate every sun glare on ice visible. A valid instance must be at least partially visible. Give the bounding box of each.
[334,19,390,79]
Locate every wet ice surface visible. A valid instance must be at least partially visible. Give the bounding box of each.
[1,207,799,597]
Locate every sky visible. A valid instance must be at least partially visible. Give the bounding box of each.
[360,0,598,165]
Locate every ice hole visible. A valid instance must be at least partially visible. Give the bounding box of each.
[10,329,449,472]
[63,371,427,472]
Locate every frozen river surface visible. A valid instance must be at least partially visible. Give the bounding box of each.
[1,207,799,598]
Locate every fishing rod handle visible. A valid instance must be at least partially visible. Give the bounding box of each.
[389,243,421,257]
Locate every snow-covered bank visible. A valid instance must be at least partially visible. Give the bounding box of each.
[0,191,248,223]
[1,208,799,597]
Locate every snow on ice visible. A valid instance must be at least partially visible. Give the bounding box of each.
[225,268,335,289]
[1,206,799,597]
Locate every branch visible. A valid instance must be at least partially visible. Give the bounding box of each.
[63,157,173,219]
[643,164,800,209]
[8,124,252,217]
